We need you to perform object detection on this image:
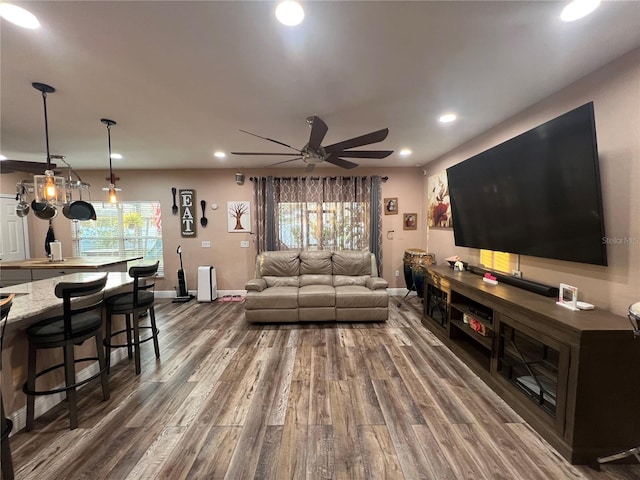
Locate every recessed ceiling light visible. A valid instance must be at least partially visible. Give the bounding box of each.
[560,0,601,22]
[399,149,412,156]
[110,153,123,160]
[214,151,226,158]
[275,1,304,26]
[439,113,457,123]
[0,3,40,29]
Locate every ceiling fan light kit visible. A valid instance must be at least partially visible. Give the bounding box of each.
[231,115,393,173]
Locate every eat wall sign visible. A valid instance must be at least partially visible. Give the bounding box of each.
[180,189,197,238]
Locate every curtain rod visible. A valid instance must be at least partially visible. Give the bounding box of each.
[249,176,388,182]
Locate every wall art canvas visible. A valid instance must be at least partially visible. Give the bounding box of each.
[228,201,251,232]
[179,189,197,237]
[427,171,453,228]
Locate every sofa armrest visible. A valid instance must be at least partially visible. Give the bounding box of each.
[366,277,388,290]
[245,278,267,292]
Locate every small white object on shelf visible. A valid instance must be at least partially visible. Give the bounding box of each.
[577,301,595,310]
[482,277,498,285]
[557,283,579,311]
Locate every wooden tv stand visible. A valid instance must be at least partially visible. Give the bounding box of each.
[421,265,640,465]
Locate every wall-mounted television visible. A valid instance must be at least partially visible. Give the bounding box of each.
[446,102,607,266]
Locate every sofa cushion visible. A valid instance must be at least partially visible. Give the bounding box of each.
[300,250,333,275]
[259,251,300,277]
[298,285,335,307]
[300,274,333,286]
[245,286,299,309]
[335,285,389,308]
[333,275,369,287]
[332,251,371,276]
[264,276,299,288]
[366,277,388,290]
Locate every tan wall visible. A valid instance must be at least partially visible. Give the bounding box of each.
[423,49,640,317]
[1,166,425,291]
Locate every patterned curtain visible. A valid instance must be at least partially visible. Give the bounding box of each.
[253,176,383,267]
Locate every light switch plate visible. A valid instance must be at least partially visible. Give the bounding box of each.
[240,240,250,248]
[201,241,211,248]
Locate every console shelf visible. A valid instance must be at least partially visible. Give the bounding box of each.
[422,265,640,465]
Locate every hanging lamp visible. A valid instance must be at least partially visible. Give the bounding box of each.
[32,82,66,205]
[101,118,121,204]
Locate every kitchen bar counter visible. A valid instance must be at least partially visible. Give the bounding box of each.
[0,256,142,286]
[0,271,134,325]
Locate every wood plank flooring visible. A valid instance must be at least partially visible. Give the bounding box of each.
[7,297,640,479]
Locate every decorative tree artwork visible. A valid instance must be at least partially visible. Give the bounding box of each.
[228,201,251,232]
[427,171,453,228]
[179,189,197,237]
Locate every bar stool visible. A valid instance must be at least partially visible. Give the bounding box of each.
[23,274,109,431]
[1,294,15,480]
[104,262,160,375]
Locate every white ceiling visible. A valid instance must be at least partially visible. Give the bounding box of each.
[1,1,639,172]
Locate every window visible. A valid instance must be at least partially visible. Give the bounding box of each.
[278,201,369,250]
[71,201,164,275]
[480,249,511,274]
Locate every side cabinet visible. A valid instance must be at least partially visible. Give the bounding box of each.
[421,265,640,464]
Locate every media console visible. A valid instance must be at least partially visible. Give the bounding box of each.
[421,265,640,465]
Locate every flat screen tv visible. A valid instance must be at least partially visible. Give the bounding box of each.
[446,102,607,266]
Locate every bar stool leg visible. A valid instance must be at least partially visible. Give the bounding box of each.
[1,398,14,480]
[63,344,78,430]
[125,314,133,360]
[25,342,37,431]
[104,313,113,374]
[132,313,141,375]
[95,331,110,401]
[150,307,160,359]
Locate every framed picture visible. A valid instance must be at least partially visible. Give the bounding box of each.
[403,213,417,230]
[384,197,398,215]
[427,170,453,228]
[228,201,251,232]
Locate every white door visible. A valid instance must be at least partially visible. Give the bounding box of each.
[0,195,29,261]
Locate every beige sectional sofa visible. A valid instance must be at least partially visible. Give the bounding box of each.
[244,250,388,323]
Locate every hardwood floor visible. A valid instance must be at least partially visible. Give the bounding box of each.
[7,297,640,479]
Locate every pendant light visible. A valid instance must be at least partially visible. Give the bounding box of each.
[101,118,121,204]
[32,82,66,205]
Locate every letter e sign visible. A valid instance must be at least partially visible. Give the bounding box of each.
[179,189,197,237]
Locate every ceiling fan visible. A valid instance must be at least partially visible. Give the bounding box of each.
[231,116,393,172]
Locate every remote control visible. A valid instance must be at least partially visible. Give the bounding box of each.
[577,301,594,310]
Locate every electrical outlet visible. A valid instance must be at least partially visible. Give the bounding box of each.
[512,270,522,278]
[201,241,211,248]
[240,240,250,248]
[395,270,400,277]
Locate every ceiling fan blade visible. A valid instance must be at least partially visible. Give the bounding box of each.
[230,152,302,156]
[305,163,315,173]
[0,160,57,174]
[307,116,328,152]
[239,129,301,153]
[324,128,389,154]
[333,150,393,159]
[324,155,358,169]
[265,157,303,168]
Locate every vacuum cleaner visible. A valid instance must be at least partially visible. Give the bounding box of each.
[173,245,194,303]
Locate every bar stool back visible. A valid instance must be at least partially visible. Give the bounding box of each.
[1,293,15,480]
[105,261,160,375]
[22,274,109,430]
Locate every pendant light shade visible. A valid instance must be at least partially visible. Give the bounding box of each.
[101,118,122,205]
[32,82,66,205]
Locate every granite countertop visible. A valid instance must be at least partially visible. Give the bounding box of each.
[0,256,142,270]
[0,272,134,326]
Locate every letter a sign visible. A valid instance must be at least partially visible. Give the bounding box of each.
[179,189,197,237]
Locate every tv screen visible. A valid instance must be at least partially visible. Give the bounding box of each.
[446,102,607,266]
